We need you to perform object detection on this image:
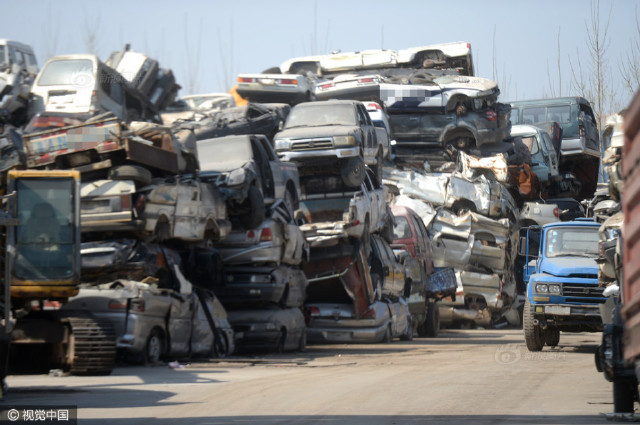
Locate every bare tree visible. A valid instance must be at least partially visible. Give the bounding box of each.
[83,6,101,56]
[620,5,640,96]
[184,15,203,94]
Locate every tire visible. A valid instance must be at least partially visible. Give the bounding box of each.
[144,330,164,365]
[213,333,229,358]
[382,325,392,343]
[423,302,440,337]
[523,298,544,352]
[341,156,366,188]
[613,379,636,413]
[109,165,152,187]
[297,329,307,352]
[275,329,286,353]
[545,329,560,347]
[284,185,299,213]
[239,186,265,229]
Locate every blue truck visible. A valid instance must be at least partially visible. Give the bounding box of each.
[521,219,606,351]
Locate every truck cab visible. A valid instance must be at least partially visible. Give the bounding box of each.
[522,219,605,351]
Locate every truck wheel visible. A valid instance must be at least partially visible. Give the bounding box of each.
[545,329,560,347]
[145,329,164,365]
[523,298,544,351]
[423,302,440,338]
[213,333,229,358]
[284,185,299,213]
[341,156,365,188]
[109,165,152,187]
[613,378,636,413]
[239,186,265,229]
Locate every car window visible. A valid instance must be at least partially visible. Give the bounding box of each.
[547,105,570,123]
[393,216,413,240]
[522,107,545,124]
[0,46,6,68]
[579,103,597,125]
[509,108,519,124]
[541,132,555,154]
[357,105,372,126]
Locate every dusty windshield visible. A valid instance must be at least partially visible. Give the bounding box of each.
[198,137,252,172]
[38,59,94,86]
[285,104,356,128]
[14,178,75,280]
[520,135,539,155]
[544,227,599,258]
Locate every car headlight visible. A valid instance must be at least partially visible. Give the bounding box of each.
[548,284,561,294]
[226,168,246,186]
[333,135,356,146]
[274,138,291,151]
[535,283,549,293]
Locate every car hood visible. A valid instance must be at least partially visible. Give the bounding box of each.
[275,125,359,140]
[539,257,598,277]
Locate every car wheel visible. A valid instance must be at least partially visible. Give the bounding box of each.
[545,329,560,347]
[108,165,152,187]
[240,186,265,229]
[613,378,637,413]
[423,302,440,338]
[145,330,164,365]
[213,333,229,358]
[297,329,307,352]
[382,325,392,343]
[523,298,544,352]
[275,328,286,353]
[341,156,366,188]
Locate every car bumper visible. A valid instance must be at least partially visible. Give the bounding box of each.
[315,85,381,102]
[306,319,389,343]
[236,86,310,104]
[560,137,601,158]
[278,147,359,162]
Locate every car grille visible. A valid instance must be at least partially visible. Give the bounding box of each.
[291,139,333,151]
[563,284,604,298]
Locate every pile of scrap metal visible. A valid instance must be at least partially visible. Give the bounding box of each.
[384,166,520,327]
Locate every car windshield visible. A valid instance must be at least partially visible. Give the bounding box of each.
[198,137,252,171]
[544,227,599,258]
[38,59,94,86]
[285,104,356,128]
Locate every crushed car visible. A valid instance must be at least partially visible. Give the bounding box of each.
[228,306,307,353]
[196,134,301,229]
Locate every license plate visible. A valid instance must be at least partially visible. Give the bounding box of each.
[545,305,570,315]
[50,94,74,104]
[258,78,275,85]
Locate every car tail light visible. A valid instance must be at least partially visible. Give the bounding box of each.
[366,102,382,110]
[484,110,497,122]
[358,77,374,83]
[247,230,255,239]
[130,298,145,312]
[108,300,127,309]
[362,307,376,319]
[259,228,273,242]
[319,82,335,90]
[237,77,254,83]
[309,306,320,317]
[31,115,65,128]
[553,207,559,217]
[279,78,298,85]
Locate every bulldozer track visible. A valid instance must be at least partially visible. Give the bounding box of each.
[64,316,116,375]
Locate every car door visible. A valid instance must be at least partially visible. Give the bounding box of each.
[540,131,559,176]
[362,171,380,230]
[259,136,287,201]
[173,181,200,240]
[250,137,276,201]
[356,104,375,159]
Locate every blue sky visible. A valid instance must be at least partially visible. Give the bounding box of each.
[2,0,638,113]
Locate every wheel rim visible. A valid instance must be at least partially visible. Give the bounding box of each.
[147,334,161,363]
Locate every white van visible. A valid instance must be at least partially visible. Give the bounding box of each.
[28,54,156,122]
[0,39,38,77]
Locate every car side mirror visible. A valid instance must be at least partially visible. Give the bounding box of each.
[518,236,530,257]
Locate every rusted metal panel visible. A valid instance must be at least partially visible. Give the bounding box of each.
[621,90,640,363]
